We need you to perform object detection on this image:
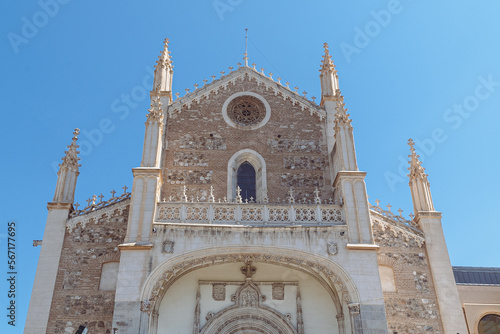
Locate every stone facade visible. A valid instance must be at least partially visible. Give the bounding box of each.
[25,39,476,334]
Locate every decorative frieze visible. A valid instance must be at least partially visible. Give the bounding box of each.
[167,169,213,185]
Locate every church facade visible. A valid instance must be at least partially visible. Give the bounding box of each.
[24,39,499,334]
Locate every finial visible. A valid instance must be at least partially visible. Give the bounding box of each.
[184,88,190,95]
[375,199,380,207]
[277,77,281,84]
[194,83,198,89]
[209,185,215,203]
[260,67,265,74]
[228,66,233,72]
[285,81,290,88]
[311,96,316,103]
[91,194,97,206]
[407,138,427,180]
[203,79,208,85]
[268,72,273,80]
[220,71,225,76]
[237,62,242,67]
[320,41,336,74]
[236,186,243,203]
[57,128,81,174]
[211,75,216,81]
[175,92,180,99]
[314,187,321,204]
[294,86,299,93]
[244,28,249,67]
[302,91,307,97]
[110,189,116,198]
[288,187,295,204]
[74,202,80,210]
[122,185,128,194]
[251,63,256,70]
[386,203,392,212]
[98,194,104,203]
[398,208,403,216]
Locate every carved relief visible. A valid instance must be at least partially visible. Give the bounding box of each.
[212,283,226,301]
[327,242,338,255]
[162,241,174,253]
[272,283,285,300]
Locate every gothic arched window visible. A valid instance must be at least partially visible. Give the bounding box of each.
[237,162,256,201]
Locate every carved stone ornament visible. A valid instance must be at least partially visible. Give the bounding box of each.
[272,283,285,300]
[212,283,226,301]
[327,242,338,255]
[141,300,153,313]
[348,303,360,315]
[162,240,174,253]
[227,95,266,126]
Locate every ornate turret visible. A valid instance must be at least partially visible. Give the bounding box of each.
[320,43,340,103]
[53,128,81,204]
[152,38,173,100]
[407,139,435,213]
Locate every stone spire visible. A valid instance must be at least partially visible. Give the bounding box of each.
[53,129,81,204]
[408,139,435,212]
[332,100,358,172]
[141,94,164,167]
[320,42,340,102]
[152,38,174,98]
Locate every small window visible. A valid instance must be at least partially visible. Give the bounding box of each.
[479,314,500,334]
[237,162,256,201]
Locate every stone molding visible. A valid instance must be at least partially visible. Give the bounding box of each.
[66,199,130,232]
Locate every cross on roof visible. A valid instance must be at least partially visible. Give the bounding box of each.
[398,208,403,216]
[74,202,80,210]
[375,199,380,207]
[91,195,97,205]
[122,185,128,193]
[409,213,415,220]
[110,189,116,198]
[98,194,104,203]
[386,203,392,212]
[86,198,92,206]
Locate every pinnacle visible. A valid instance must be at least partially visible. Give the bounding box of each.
[320,42,336,73]
[407,138,427,180]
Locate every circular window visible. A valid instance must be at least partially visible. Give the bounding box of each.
[227,96,265,126]
[222,92,271,130]
[479,314,500,334]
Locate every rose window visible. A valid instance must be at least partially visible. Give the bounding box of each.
[227,96,266,126]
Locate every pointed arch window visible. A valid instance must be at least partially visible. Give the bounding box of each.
[237,162,256,201]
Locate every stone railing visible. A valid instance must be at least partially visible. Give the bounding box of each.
[155,202,344,226]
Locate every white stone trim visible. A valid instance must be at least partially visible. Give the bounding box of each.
[222,91,271,130]
[227,149,267,201]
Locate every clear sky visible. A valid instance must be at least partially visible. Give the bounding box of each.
[1,0,500,332]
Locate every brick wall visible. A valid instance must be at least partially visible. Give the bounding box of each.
[46,205,129,334]
[372,220,444,333]
[161,78,331,203]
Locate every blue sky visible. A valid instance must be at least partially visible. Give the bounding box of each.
[1,0,500,331]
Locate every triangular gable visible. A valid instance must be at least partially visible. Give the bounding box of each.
[167,66,326,119]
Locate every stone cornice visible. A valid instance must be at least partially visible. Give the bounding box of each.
[47,202,72,210]
[415,211,442,221]
[132,167,162,177]
[167,67,325,119]
[333,171,366,186]
[345,243,380,251]
[66,198,130,232]
[118,242,154,251]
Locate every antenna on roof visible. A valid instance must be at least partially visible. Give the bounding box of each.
[244,28,249,67]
